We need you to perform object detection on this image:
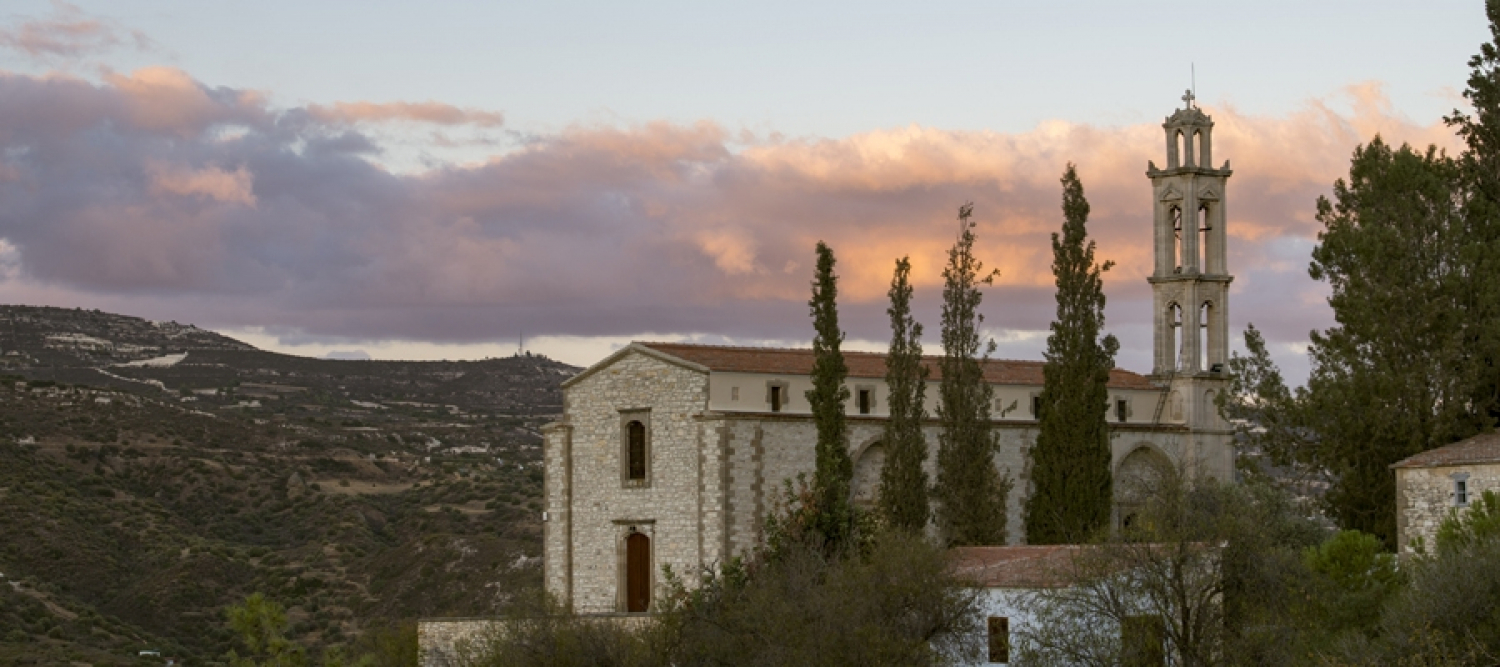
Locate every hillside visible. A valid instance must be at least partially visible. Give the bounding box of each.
[0,306,580,665]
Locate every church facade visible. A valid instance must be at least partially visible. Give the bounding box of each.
[542,97,1237,615]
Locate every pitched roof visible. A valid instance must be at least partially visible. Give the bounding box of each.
[949,545,1087,589]
[1391,432,1500,469]
[638,342,1157,390]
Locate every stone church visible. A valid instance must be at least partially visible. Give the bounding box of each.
[541,97,1237,615]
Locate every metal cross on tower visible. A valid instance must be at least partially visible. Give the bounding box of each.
[1181,89,1195,109]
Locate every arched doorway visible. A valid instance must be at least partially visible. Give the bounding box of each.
[850,442,885,509]
[1115,446,1173,530]
[625,532,651,612]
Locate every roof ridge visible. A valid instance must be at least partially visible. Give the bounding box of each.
[638,341,1055,367]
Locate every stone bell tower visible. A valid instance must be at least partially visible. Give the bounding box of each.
[1146,90,1232,437]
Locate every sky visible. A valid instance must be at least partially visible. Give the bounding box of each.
[0,1,1488,384]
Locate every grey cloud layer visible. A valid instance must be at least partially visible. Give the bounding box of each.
[0,69,1450,363]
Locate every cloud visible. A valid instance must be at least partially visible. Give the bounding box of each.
[0,68,1458,381]
[307,101,505,127]
[147,162,257,206]
[0,1,153,60]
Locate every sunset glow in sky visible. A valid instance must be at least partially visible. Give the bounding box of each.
[0,1,1488,384]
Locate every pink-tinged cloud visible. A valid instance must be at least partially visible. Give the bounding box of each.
[0,68,1459,381]
[147,162,256,207]
[307,101,505,127]
[0,1,152,59]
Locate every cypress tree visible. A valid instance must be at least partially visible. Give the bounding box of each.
[806,241,854,549]
[1025,164,1120,544]
[878,256,930,532]
[933,204,1013,546]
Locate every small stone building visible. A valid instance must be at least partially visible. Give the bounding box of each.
[1392,432,1500,555]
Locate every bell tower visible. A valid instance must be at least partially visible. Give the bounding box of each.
[1146,91,1232,435]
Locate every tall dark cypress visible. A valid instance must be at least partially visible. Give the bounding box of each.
[1025,164,1120,544]
[878,256,930,532]
[806,241,854,549]
[934,204,1013,546]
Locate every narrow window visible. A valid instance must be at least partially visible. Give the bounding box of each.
[1170,206,1183,272]
[1031,395,1043,419]
[1199,302,1211,372]
[1122,615,1166,667]
[1199,203,1212,273]
[1455,477,1470,507]
[627,421,646,481]
[987,616,1010,664]
[1116,398,1128,423]
[731,386,739,401]
[770,385,782,413]
[858,389,871,415]
[1168,304,1184,371]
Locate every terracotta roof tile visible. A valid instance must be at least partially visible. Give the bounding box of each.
[1391,432,1500,469]
[638,342,1156,390]
[948,545,1088,589]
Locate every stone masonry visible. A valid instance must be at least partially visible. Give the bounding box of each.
[1393,432,1500,556]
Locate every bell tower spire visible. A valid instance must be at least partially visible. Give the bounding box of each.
[1147,94,1231,379]
[1143,93,1233,466]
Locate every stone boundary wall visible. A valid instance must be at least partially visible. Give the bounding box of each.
[417,618,503,667]
[418,615,655,667]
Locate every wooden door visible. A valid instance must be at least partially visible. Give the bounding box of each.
[626,532,650,612]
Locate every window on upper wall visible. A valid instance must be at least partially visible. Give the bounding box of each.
[770,385,783,413]
[1031,395,1043,419]
[1116,398,1129,423]
[987,616,1010,664]
[626,420,646,481]
[731,386,739,401]
[858,389,871,415]
[1454,473,1471,507]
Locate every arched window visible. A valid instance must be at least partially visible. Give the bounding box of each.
[627,420,646,481]
[1198,203,1212,273]
[1200,299,1212,371]
[1170,206,1183,272]
[1167,303,1183,371]
[1174,130,1185,168]
[625,531,651,612]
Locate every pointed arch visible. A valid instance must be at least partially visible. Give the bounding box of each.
[851,441,885,509]
[1115,444,1174,530]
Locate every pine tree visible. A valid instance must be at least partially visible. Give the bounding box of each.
[806,241,854,549]
[878,256,930,532]
[1025,164,1120,545]
[933,204,1013,546]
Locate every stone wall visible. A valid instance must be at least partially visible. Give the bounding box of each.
[545,349,1237,609]
[418,616,656,667]
[417,619,503,667]
[1396,462,1500,555]
[548,350,709,613]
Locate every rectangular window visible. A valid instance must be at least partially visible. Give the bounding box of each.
[770,385,782,413]
[1116,398,1129,422]
[987,616,1009,664]
[1456,477,1470,507]
[1121,615,1166,667]
[731,386,739,401]
[1032,395,1043,419]
[858,389,871,415]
